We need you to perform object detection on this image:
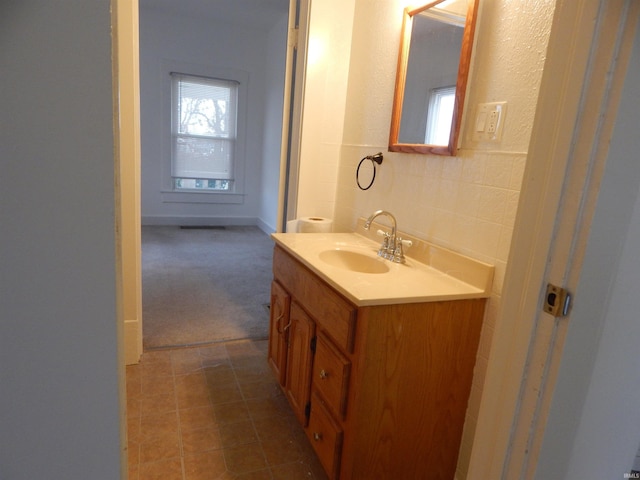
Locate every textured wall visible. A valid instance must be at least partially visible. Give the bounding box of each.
[465,0,556,152]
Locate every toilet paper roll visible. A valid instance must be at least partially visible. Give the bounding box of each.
[297,216,333,233]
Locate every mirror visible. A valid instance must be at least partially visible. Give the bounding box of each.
[389,0,478,156]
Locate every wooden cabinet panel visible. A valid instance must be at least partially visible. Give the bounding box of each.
[313,333,350,419]
[343,301,485,480]
[273,246,356,352]
[307,392,343,480]
[267,280,290,386]
[284,302,315,427]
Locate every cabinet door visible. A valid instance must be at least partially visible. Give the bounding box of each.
[285,302,315,427]
[267,281,290,386]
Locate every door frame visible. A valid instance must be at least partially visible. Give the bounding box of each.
[115,0,143,366]
[466,0,640,478]
[277,0,312,232]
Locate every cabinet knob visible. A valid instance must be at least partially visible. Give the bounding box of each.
[319,369,328,379]
[313,432,322,441]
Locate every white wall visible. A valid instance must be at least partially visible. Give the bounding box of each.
[294,0,356,221]
[260,14,289,232]
[295,0,555,476]
[0,1,122,478]
[139,7,286,230]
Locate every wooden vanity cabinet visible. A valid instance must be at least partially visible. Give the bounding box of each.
[269,245,486,480]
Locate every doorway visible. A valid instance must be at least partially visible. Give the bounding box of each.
[136,0,291,351]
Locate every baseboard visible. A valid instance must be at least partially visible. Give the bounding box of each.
[256,217,276,235]
[142,215,259,226]
[141,215,278,235]
[124,318,142,365]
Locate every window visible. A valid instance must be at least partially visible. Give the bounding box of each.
[171,73,239,191]
[425,85,456,145]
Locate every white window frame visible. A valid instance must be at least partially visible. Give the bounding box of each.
[171,73,237,187]
[160,62,248,204]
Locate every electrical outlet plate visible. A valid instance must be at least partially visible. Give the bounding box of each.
[472,101,507,142]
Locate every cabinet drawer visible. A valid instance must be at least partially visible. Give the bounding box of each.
[307,392,343,480]
[273,246,356,352]
[313,333,350,419]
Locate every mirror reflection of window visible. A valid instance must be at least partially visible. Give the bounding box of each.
[425,85,456,145]
[397,12,463,145]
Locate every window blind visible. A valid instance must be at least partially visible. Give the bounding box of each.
[171,73,239,180]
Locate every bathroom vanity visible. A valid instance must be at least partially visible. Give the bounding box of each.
[268,222,493,479]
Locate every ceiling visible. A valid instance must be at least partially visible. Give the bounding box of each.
[139,0,290,29]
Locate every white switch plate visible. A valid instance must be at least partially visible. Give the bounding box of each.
[472,101,507,142]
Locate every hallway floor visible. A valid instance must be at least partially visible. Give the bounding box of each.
[126,339,328,480]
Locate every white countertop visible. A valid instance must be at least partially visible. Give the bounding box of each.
[271,228,494,307]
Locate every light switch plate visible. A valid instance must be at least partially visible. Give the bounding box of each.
[472,102,507,142]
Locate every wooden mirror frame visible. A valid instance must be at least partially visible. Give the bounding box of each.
[388,0,479,156]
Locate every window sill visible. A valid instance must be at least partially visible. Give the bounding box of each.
[161,190,245,205]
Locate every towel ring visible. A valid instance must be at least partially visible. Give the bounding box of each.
[356,152,384,190]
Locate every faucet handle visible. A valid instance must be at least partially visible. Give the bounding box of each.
[392,237,411,263]
[374,230,391,258]
[400,239,412,249]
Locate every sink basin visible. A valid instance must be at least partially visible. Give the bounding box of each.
[272,230,495,305]
[318,249,390,274]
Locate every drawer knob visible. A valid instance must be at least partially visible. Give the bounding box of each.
[319,369,329,379]
[313,432,323,441]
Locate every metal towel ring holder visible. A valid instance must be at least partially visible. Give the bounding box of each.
[356,152,384,190]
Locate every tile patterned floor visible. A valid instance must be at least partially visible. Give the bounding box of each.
[126,339,328,480]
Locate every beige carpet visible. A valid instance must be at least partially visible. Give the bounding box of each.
[142,226,273,350]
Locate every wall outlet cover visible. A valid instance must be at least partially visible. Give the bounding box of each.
[472,101,507,142]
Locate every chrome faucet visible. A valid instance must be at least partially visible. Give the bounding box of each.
[364,210,407,263]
